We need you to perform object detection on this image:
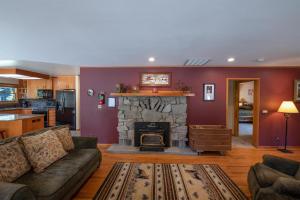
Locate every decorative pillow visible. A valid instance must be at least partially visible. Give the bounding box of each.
[55,127,75,151]
[0,140,31,182]
[21,130,67,173]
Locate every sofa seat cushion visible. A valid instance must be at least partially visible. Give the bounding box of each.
[15,149,99,199]
[253,163,292,188]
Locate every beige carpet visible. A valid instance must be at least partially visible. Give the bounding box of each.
[94,162,248,200]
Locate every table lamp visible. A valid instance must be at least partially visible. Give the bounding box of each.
[277,101,299,153]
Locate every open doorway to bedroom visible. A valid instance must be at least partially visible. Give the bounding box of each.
[226,78,260,147]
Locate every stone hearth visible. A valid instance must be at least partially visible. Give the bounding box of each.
[117,96,188,148]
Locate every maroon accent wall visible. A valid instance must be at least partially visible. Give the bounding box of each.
[80,67,300,146]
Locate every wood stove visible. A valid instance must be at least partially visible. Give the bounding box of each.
[134,122,170,151]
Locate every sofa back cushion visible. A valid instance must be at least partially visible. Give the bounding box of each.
[0,140,31,182]
[55,127,75,151]
[21,130,67,173]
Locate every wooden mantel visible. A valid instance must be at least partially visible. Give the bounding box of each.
[110,90,195,97]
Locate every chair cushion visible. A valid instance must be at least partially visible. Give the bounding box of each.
[55,127,75,151]
[0,140,31,182]
[253,163,291,187]
[21,130,67,173]
[15,149,99,199]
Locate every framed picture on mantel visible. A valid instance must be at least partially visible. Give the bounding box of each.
[140,72,171,87]
[203,83,215,101]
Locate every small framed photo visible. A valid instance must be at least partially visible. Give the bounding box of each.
[203,83,215,101]
[294,80,300,102]
[140,72,171,87]
[108,97,116,108]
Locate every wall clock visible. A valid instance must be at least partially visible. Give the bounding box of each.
[87,89,94,96]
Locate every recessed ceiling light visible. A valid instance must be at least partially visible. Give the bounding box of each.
[256,58,265,62]
[148,57,155,62]
[227,57,235,62]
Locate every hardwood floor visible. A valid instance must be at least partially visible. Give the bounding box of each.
[74,145,300,200]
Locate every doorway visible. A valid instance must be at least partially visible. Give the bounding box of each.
[226,78,260,147]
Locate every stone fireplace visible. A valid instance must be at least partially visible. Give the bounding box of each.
[117,96,187,148]
[135,122,170,151]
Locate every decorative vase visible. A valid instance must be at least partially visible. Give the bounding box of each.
[152,88,158,93]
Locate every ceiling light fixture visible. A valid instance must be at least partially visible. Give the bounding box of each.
[148,57,155,63]
[227,57,235,62]
[0,74,41,79]
[0,60,18,66]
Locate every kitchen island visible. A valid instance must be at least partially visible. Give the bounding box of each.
[0,106,56,127]
[0,114,44,138]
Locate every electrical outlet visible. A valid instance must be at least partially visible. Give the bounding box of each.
[275,137,280,146]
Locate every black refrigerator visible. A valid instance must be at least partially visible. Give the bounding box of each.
[56,90,76,130]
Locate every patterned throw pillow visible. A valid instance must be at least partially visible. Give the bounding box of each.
[0,140,31,182]
[21,130,67,173]
[55,127,75,151]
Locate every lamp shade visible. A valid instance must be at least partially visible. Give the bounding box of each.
[278,101,299,113]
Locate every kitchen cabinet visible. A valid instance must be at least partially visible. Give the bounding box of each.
[18,80,28,99]
[0,110,21,114]
[53,76,75,99]
[26,79,53,98]
[0,109,32,115]
[0,115,44,138]
[48,108,56,127]
[53,76,75,90]
[21,109,32,115]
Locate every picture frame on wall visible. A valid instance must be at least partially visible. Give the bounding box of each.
[294,80,300,102]
[108,97,116,108]
[140,72,171,87]
[203,83,215,101]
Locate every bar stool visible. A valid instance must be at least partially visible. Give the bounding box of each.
[0,130,6,139]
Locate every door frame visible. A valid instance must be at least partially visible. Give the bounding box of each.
[226,78,260,147]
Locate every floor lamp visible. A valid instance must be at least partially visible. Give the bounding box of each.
[277,101,299,153]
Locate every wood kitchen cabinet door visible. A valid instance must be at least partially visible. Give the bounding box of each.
[26,80,38,98]
[47,108,56,127]
[44,79,53,89]
[26,79,53,98]
[21,109,32,114]
[53,76,75,90]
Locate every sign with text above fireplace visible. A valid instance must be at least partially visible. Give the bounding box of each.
[140,72,171,87]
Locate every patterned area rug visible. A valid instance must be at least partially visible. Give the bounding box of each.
[94,162,248,200]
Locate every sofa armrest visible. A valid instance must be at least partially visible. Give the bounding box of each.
[263,155,299,176]
[0,182,35,200]
[273,177,300,197]
[72,136,98,149]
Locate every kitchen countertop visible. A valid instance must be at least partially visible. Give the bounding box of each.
[0,106,56,111]
[0,114,45,121]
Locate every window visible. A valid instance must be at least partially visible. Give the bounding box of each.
[0,86,17,102]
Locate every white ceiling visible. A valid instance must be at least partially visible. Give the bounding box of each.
[0,0,300,75]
